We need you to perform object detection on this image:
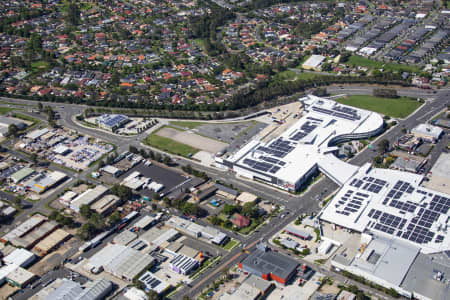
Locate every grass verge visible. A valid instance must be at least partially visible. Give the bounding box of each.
[222,239,240,251]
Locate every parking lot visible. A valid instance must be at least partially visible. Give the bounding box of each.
[118,162,190,198]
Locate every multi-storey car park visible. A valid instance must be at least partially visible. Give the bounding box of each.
[215,95,384,191]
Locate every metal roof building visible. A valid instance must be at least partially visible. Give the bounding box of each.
[1,215,46,244]
[138,271,170,294]
[86,244,155,281]
[33,228,71,256]
[239,244,298,285]
[3,248,36,268]
[320,162,450,254]
[90,194,120,216]
[44,278,113,300]
[70,185,108,213]
[169,253,199,275]
[217,96,384,191]
[9,167,35,184]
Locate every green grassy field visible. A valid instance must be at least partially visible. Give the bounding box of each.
[334,95,422,118]
[0,107,16,115]
[274,69,297,81]
[145,127,199,157]
[31,61,50,72]
[346,55,421,73]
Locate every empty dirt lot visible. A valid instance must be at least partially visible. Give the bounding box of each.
[157,127,228,153]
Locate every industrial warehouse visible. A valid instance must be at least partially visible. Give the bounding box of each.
[216,95,384,191]
[320,163,450,254]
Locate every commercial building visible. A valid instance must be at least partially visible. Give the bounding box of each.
[0,116,27,137]
[239,243,298,285]
[123,287,148,300]
[96,114,130,132]
[411,123,443,143]
[85,243,155,281]
[320,163,450,254]
[90,194,121,216]
[216,96,384,191]
[3,248,36,267]
[169,253,199,275]
[9,167,35,184]
[70,185,108,212]
[23,170,67,194]
[33,228,71,256]
[220,274,273,300]
[43,278,113,300]
[284,226,311,240]
[302,55,326,71]
[166,216,228,245]
[5,265,36,288]
[102,165,122,177]
[138,271,170,294]
[1,215,46,242]
[235,192,258,205]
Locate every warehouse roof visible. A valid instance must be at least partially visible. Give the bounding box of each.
[240,247,298,280]
[320,162,450,254]
[412,123,443,139]
[87,244,155,281]
[70,185,108,212]
[4,248,35,267]
[1,215,46,242]
[90,195,120,214]
[34,229,70,254]
[7,266,35,285]
[302,55,325,68]
[10,167,35,183]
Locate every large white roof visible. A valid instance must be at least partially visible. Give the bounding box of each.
[228,95,384,186]
[320,163,450,254]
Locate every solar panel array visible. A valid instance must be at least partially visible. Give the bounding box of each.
[290,121,318,141]
[243,158,281,174]
[257,138,294,158]
[335,189,371,216]
[311,105,361,121]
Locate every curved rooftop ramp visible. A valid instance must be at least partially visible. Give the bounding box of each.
[318,153,359,186]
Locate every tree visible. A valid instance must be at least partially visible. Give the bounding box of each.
[37,102,43,112]
[241,202,259,218]
[223,204,238,216]
[30,153,38,164]
[89,213,106,230]
[66,2,80,25]
[378,139,390,154]
[373,88,398,98]
[129,145,138,154]
[7,124,18,137]
[209,215,221,226]
[108,211,121,226]
[78,223,97,240]
[13,196,22,208]
[373,156,383,165]
[111,184,132,200]
[147,290,159,300]
[79,204,92,218]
